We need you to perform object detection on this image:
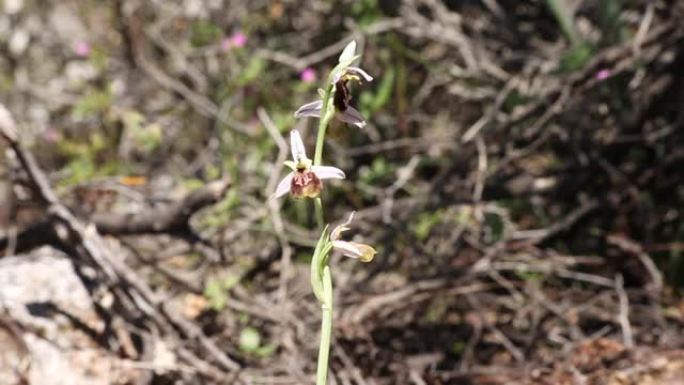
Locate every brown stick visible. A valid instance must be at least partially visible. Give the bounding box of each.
[0,178,231,254]
[92,178,230,235]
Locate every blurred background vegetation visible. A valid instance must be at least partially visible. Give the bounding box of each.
[1,0,684,384]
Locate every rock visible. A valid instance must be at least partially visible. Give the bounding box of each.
[0,247,133,385]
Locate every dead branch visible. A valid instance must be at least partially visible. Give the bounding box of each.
[0,179,231,254]
[92,178,230,235]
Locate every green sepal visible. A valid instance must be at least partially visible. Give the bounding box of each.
[338,41,357,63]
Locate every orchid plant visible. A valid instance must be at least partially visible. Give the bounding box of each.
[272,40,376,385]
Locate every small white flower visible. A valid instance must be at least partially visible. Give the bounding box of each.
[330,212,376,262]
[273,130,345,199]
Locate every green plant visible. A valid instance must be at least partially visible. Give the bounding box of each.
[272,41,377,385]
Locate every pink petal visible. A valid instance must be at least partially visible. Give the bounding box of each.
[273,172,294,199]
[294,100,323,118]
[337,106,366,128]
[312,165,345,180]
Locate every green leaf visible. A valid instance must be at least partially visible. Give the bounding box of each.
[310,225,331,303]
[411,211,443,241]
[237,57,266,86]
[255,344,277,357]
[559,43,593,72]
[483,212,506,245]
[361,66,395,114]
[546,0,580,46]
[204,279,228,311]
[72,88,111,119]
[203,274,241,311]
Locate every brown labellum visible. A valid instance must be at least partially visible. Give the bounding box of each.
[333,79,351,112]
[290,171,322,198]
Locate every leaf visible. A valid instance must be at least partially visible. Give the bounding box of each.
[204,279,228,311]
[238,57,266,86]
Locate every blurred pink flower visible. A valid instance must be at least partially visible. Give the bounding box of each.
[222,31,247,50]
[596,69,611,81]
[300,68,317,83]
[231,32,247,47]
[73,41,91,57]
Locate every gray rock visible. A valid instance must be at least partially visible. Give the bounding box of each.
[0,247,131,385]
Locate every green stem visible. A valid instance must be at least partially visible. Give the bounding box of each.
[310,230,330,303]
[313,86,334,229]
[316,266,333,385]
[315,197,325,229]
[312,81,336,385]
[314,88,334,167]
[546,0,581,46]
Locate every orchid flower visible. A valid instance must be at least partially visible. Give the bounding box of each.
[273,130,345,199]
[294,40,373,128]
[330,212,376,262]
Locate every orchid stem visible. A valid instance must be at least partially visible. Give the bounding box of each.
[313,87,333,167]
[314,197,325,228]
[313,87,333,229]
[316,266,333,385]
[312,85,335,385]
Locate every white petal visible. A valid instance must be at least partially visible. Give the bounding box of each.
[332,240,363,258]
[294,100,323,118]
[312,165,345,180]
[347,66,373,82]
[339,40,357,63]
[290,130,307,162]
[272,172,294,199]
[338,106,366,128]
[331,66,373,84]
